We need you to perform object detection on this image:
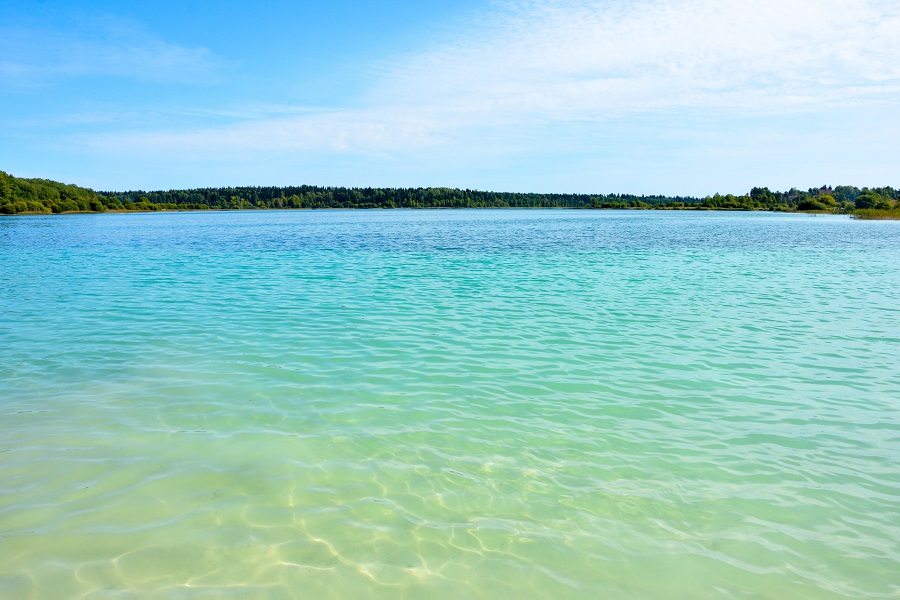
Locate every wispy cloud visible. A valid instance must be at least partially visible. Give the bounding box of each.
[374,0,900,116]
[0,16,225,88]
[65,0,900,179]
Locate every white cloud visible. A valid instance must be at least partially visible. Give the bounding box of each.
[375,0,900,115]
[73,0,900,167]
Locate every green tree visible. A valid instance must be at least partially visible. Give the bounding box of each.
[855,191,890,210]
[0,171,11,201]
[750,187,775,205]
[832,185,860,205]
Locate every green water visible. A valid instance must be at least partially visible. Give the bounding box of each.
[1,210,899,598]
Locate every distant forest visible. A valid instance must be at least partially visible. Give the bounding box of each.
[2,169,898,217]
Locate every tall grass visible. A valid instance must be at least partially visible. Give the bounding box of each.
[852,209,900,220]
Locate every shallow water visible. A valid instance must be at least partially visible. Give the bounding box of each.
[1,210,899,599]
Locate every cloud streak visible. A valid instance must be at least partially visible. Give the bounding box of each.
[377,0,900,116]
[69,0,900,176]
[0,17,225,88]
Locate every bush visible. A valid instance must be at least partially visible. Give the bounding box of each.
[797,199,827,211]
[855,191,891,210]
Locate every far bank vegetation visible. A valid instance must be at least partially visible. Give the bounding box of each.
[1,170,897,219]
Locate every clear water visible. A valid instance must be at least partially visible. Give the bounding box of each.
[1,210,899,599]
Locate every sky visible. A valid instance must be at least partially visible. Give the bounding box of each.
[1,0,898,195]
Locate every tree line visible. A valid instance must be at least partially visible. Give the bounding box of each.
[2,169,897,216]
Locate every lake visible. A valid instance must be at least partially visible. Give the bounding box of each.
[1,210,899,598]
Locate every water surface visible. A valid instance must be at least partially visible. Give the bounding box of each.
[1,210,899,598]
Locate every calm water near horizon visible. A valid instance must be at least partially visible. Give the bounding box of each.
[1,210,899,599]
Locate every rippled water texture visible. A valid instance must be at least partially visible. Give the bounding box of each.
[2,210,899,599]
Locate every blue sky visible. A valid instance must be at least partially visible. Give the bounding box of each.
[2,0,898,195]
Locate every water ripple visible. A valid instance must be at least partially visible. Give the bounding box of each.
[1,211,899,598]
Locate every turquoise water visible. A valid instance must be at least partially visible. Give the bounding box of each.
[1,210,899,599]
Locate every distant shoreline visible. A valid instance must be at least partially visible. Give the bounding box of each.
[2,169,897,218]
[0,206,850,214]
